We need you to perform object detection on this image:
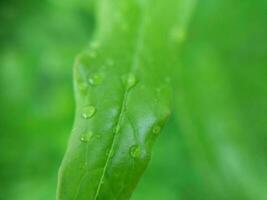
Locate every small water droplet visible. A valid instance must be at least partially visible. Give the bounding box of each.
[82,105,96,119]
[129,145,141,158]
[95,134,101,139]
[88,73,103,86]
[152,125,161,135]
[78,83,88,92]
[106,149,115,158]
[165,76,171,83]
[113,125,120,133]
[79,164,86,170]
[170,27,186,43]
[126,73,137,89]
[80,131,93,143]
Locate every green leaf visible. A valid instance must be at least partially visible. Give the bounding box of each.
[57,0,195,199]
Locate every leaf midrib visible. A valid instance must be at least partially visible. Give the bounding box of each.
[93,4,147,200]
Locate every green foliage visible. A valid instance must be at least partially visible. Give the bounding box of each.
[0,0,267,200]
[57,0,195,199]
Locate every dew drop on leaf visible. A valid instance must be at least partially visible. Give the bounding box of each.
[152,125,161,135]
[80,131,93,143]
[95,134,101,139]
[106,149,115,158]
[82,105,96,119]
[127,73,137,89]
[113,125,120,133]
[78,83,88,92]
[88,73,103,86]
[170,27,186,44]
[129,145,141,159]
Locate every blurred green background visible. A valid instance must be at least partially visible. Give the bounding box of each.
[0,0,266,200]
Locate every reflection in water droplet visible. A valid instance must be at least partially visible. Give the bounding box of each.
[129,145,141,158]
[88,73,103,86]
[82,106,96,119]
[80,131,93,143]
[152,125,161,135]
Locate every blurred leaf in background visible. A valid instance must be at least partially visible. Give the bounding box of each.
[0,0,95,199]
[133,0,267,200]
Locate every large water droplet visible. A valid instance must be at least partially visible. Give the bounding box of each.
[129,145,141,158]
[82,105,96,119]
[152,125,161,135]
[88,73,103,86]
[80,131,93,143]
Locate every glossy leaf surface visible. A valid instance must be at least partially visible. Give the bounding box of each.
[57,0,195,199]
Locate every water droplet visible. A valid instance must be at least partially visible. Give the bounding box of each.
[78,83,88,92]
[106,149,115,158]
[113,125,120,133]
[165,76,171,83]
[82,105,96,119]
[95,134,101,139]
[129,145,141,158]
[152,125,161,135]
[126,73,137,89]
[170,27,186,43]
[79,164,86,170]
[80,131,93,143]
[88,73,103,86]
